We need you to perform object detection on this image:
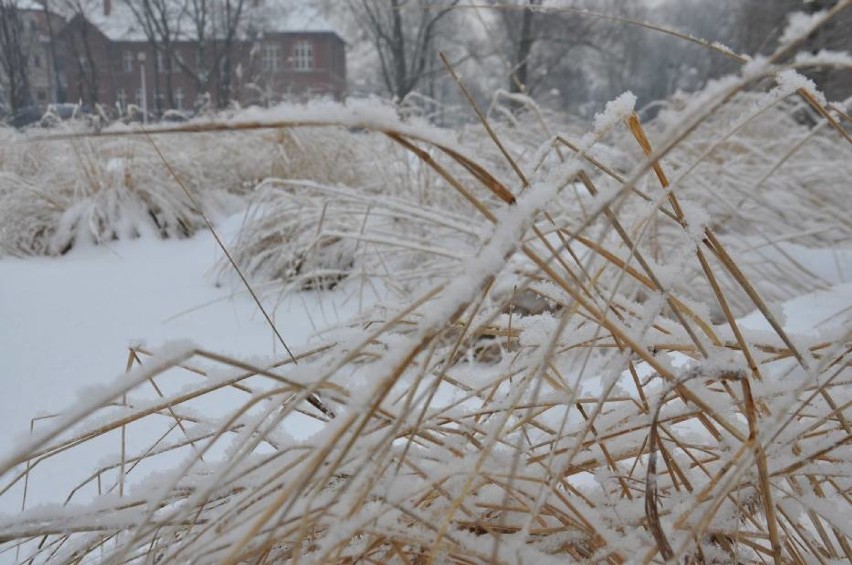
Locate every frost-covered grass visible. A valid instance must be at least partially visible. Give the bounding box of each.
[0,116,379,257]
[1,7,851,565]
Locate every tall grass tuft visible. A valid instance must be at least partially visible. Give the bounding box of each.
[0,111,383,257]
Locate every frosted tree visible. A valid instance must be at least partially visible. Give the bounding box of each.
[177,0,247,108]
[345,0,461,102]
[61,0,106,106]
[124,0,186,111]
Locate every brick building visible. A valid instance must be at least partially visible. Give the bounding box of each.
[3,0,345,118]
[0,0,66,110]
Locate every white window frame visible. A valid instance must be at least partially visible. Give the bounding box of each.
[175,87,184,110]
[156,50,167,73]
[262,44,279,71]
[123,51,133,72]
[293,41,313,71]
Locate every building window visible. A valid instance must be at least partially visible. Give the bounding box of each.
[123,51,133,72]
[175,87,184,110]
[117,88,127,108]
[33,55,41,68]
[262,44,279,71]
[156,51,167,73]
[135,89,143,107]
[37,90,46,101]
[293,41,313,70]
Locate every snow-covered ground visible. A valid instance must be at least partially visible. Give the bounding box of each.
[736,244,851,336]
[0,213,367,513]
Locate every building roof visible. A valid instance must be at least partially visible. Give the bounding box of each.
[73,0,338,42]
[13,0,49,11]
[250,1,337,34]
[84,1,149,42]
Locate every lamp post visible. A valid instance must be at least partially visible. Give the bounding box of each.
[138,51,147,124]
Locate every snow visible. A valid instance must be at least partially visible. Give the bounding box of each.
[740,282,852,335]
[251,0,338,34]
[779,9,829,46]
[76,0,339,42]
[737,243,851,335]
[0,212,363,512]
[592,91,637,134]
[12,0,45,11]
[794,49,852,68]
[82,1,151,42]
[774,69,827,105]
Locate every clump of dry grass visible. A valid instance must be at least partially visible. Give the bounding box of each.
[0,129,239,256]
[0,108,384,257]
[223,132,479,295]
[1,5,851,565]
[590,91,852,316]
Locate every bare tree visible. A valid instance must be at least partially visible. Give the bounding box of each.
[348,0,461,101]
[125,0,185,112]
[503,0,540,94]
[0,0,33,115]
[655,0,849,101]
[62,0,104,106]
[174,0,246,109]
[125,0,246,110]
[42,0,66,102]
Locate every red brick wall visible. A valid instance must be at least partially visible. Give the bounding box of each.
[60,20,346,117]
[237,32,346,105]
[59,18,114,108]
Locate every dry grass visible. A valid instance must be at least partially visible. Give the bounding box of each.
[1,5,851,564]
[0,115,382,257]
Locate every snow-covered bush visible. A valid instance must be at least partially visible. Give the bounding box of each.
[228,183,360,290]
[224,129,480,294]
[0,106,385,257]
[596,91,852,315]
[0,129,244,255]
